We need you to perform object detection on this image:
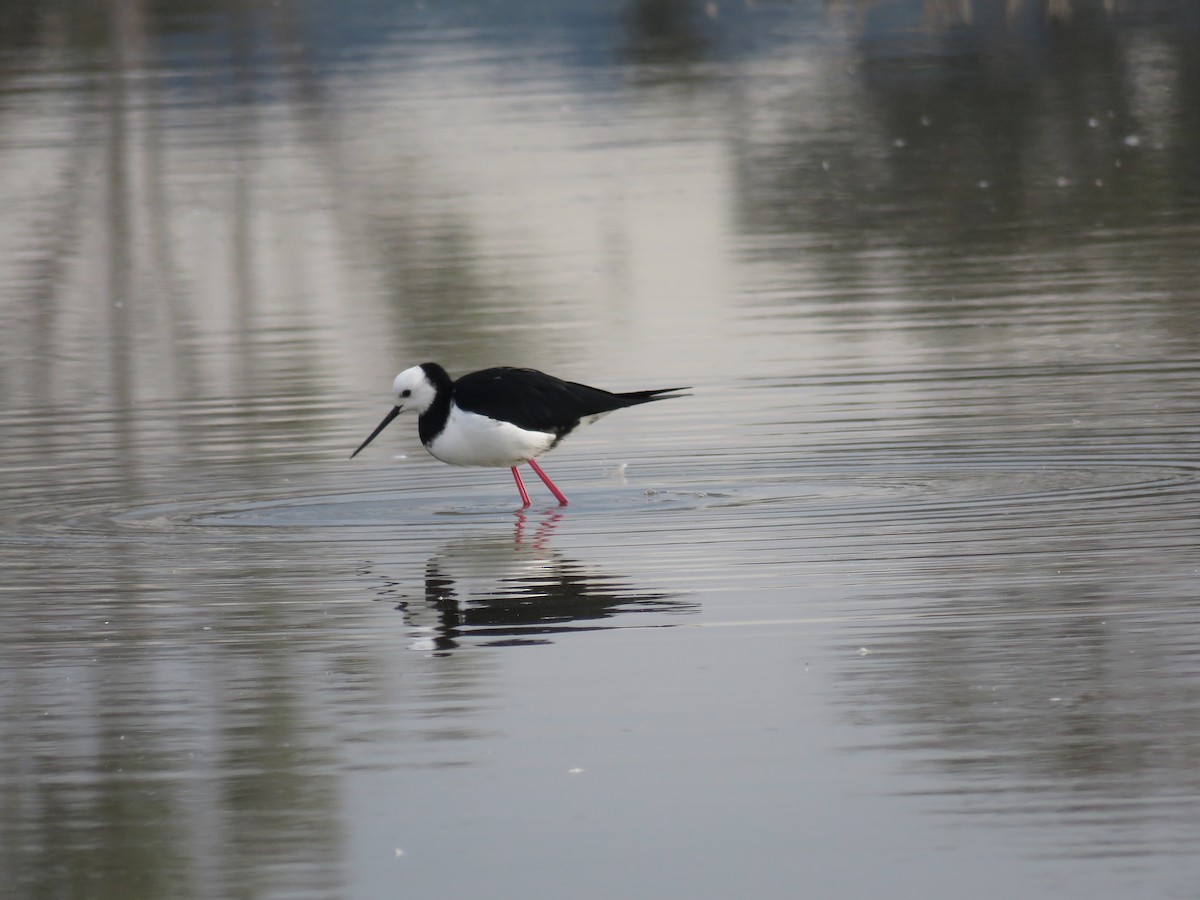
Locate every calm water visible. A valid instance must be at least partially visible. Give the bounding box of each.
[3,1,1200,897]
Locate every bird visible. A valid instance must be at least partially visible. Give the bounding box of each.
[350,363,688,507]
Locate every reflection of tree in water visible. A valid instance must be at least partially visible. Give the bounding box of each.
[729,0,1200,348]
[621,0,714,71]
[366,515,696,653]
[828,0,1187,29]
[734,0,1200,246]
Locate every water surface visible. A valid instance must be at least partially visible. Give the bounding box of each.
[3,1,1200,897]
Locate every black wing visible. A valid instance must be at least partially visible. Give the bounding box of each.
[453,367,685,434]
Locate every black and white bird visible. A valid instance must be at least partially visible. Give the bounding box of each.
[350,363,687,507]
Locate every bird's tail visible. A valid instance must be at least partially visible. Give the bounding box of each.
[616,386,691,406]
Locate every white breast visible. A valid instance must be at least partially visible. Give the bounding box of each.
[425,405,558,468]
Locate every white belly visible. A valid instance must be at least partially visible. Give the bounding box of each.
[426,406,558,468]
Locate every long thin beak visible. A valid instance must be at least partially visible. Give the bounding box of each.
[350,406,402,459]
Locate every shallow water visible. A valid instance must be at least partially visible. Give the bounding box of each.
[3,1,1200,897]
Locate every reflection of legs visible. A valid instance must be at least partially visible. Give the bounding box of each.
[510,466,531,507]
[513,510,565,549]
[528,458,569,506]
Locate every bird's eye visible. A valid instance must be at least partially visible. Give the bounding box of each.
[400,389,411,398]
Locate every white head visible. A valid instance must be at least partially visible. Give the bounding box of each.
[350,363,448,459]
[391,365,438,414]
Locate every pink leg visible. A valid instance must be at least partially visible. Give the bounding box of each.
[527,458,569,506]
[510,466,531,507]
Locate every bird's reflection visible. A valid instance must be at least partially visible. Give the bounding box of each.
[365,511,695,653]
[512,509,564,549]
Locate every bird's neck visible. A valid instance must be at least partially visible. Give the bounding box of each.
[419,391,453,446]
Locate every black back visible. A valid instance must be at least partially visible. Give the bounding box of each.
[427,364,685,439]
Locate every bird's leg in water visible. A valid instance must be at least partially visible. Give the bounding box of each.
[527,459,569,506]
[510,466,532,507]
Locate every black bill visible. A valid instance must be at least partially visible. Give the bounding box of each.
[350,406,402,458]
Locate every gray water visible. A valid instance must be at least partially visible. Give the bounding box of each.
[3,1,1200,897]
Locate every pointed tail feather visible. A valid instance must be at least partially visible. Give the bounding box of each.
[616,386,691,406]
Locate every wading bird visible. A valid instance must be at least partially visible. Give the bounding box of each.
[351,363,687,506]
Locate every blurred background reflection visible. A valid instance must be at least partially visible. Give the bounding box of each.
[2,2,1199,897]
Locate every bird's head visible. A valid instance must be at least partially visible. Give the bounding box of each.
[350,364,440,459]
[391,365,438,414]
